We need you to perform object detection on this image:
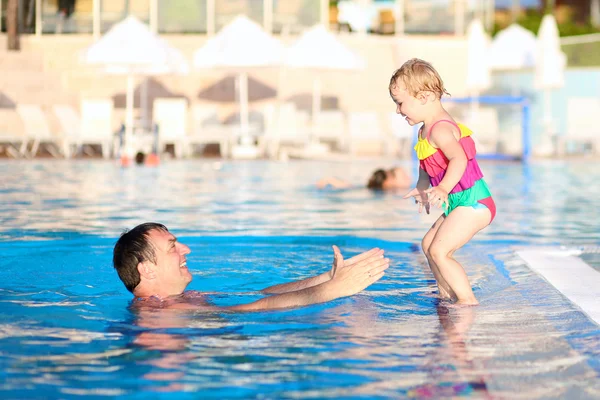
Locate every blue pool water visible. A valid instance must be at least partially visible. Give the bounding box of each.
[1,159,599,399]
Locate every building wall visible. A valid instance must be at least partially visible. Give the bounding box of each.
[0,32,471,139]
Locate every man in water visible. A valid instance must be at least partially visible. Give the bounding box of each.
[113,222,389,311]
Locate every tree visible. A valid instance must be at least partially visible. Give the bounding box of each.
[7,0,20,51]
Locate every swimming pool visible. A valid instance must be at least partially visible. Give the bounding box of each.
[1,159,599,398]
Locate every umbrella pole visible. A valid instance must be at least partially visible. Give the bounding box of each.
[239,72,250,145]
[312,77,321,144]
[140,78,148,130]
[125,74,135,158]
[543,88,555,154]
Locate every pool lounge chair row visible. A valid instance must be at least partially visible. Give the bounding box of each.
[1,98,416,159]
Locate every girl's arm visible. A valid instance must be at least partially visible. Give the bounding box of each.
[416,168,431,191]
[403,168,432,214]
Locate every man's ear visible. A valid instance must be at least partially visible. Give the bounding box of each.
[137,261,157,280]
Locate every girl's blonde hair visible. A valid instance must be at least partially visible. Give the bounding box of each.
[389,58,450,99]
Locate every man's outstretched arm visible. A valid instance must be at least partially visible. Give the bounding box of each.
[261,247,384,294]
[225,246,389,312]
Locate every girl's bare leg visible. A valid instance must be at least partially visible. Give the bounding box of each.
[422,214,456,300]
[428,206,491,305]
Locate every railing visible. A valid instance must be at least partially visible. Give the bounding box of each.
[0,0,495,37]
[15,0,324,36]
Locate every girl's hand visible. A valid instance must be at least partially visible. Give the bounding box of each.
[425,186,449,209]
[403,187,431,214]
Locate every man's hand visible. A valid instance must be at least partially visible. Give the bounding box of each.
[403,187,431,214]
[329,246,383,280]
[327,246,389,298]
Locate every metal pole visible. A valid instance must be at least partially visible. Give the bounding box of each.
[395,0,404,36]
[522,101,531,163]
[150,0,157,33]
[511,0,520,23]
[320,0,328,29]
[592,0,600,27]
[207,0,215,35]
[263,0,272,33]
[454,0,465,36]
[485,0,494,32]
[239,72,249,143]
[93,0,100,39]
[35,0,41,36]
[312,77,321,129]
[6,0,19,50]
[140,79,148,130]
[125,74,135,157]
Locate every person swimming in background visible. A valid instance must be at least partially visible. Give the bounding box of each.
[316,167,411,191]
[389,58,496,306]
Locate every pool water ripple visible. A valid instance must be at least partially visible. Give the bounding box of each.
[1,159,599,398]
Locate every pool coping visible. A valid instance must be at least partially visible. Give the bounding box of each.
[517,248,600,326]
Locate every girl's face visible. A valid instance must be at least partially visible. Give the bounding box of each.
[390,79,423,126]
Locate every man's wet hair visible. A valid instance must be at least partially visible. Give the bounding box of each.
[113,222,168,293]
[367,169,387,190]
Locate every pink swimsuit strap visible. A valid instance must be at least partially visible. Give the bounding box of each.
[425,119,461,141]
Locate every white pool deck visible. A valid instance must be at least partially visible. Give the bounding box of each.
[517,248,600,326]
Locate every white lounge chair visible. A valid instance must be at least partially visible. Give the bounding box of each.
[52,105,83,158]
[312,110,347,151]
[188,104,233,158]
[272,102,310,149]
[0,109,28,157]
[16,104,62,157]
[79,99,114,159]
[153,98,188,159]
[348,111,388,155]
[565,97,600,154]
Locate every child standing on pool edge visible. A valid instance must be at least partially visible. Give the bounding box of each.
[389,58,496,306]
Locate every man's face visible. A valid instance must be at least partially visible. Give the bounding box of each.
[147,229,192,296]
[390,80,422,126]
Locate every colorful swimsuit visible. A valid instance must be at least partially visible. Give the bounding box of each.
[414,120,496,223]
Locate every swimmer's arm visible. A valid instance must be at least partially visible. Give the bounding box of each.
[429,125,467,193]
[316,177,352,189]
[261,247,383,294]
[225,247,388,312]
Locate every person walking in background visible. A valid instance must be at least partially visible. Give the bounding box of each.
[389,58,496,306]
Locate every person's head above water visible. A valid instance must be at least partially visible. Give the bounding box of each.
[367,167,411,190]
[112,223,390,311]
[113,222,192,298]
[388,58,450,126]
